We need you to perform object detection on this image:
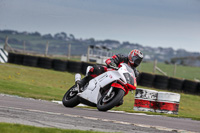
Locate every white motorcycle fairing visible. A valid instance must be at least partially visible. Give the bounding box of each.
[62,63,137,111]
[77,70,121,105]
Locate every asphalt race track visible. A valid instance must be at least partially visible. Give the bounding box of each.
[0,94,200,133]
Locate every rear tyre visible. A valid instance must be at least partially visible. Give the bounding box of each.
[97,88,125,111]
[62,85,80,108]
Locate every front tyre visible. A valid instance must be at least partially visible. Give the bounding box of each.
[62,85,80,108]
[97,88,125,111]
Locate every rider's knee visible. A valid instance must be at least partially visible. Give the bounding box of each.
[88,65,107,78]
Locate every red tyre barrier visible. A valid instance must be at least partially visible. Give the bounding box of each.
[134,88,181,114]
[155,92,180,114]
[134,88,158,112]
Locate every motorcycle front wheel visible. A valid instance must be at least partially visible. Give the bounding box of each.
[97,88,125,111]
[62,85,80,108]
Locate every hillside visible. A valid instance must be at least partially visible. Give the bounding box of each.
[0,30,200,65]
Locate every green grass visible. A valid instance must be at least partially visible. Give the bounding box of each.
[0,63,200,120]
[0,63,75,100]
[0,122,109,133]
[139,62,200,80]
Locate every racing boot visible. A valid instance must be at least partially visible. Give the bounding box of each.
[75,76,91,92]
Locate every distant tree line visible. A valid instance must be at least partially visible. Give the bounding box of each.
[0,29,200,66]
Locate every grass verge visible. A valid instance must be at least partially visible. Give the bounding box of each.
[0,122,109,133]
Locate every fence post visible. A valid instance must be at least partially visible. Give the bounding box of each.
[68,44,71,59]
[153,59,157,73]
[4,36,14,52]
[4,36,8,50]
[45,41,49,56]
[173,63,177,77]
[23,41,26,54]
[87,46,90,62]
[153,59,167,76]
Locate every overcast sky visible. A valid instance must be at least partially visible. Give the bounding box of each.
[0,0,200,52]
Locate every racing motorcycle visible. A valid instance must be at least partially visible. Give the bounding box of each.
[62,63,137,111]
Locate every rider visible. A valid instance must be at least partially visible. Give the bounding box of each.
[76,49,144,92]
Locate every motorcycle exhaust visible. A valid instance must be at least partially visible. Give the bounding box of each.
[75,73,81,82]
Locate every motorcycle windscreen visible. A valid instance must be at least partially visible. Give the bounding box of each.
[123,73,134,85]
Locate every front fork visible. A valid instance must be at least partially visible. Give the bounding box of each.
[106,86,113,97]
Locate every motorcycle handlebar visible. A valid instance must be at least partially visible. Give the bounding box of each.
[109,65,119,70]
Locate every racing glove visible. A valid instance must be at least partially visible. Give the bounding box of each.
[105,59,118,70]
[134,69,140,78]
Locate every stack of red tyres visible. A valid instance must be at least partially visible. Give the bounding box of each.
[155,92,180,114]
[134,88,181,114]
[134,88,158,112]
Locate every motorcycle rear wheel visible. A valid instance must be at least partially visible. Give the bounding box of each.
[62,85,80,107]
[97,88,125,111]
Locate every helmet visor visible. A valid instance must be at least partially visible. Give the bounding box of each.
[131,56,142,67]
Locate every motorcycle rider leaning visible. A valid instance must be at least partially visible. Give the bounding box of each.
[76,49,144,92]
